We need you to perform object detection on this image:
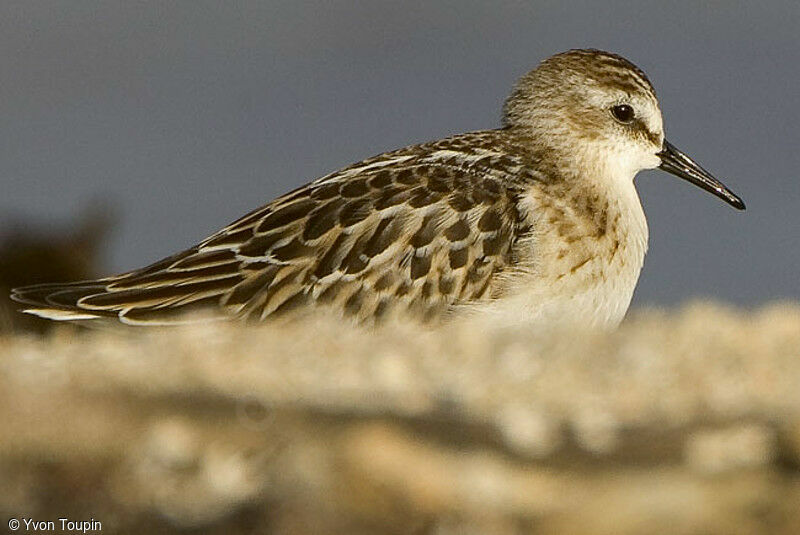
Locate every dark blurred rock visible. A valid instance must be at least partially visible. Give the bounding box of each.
[0,202,115,333]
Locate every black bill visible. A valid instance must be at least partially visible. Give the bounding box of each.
[658,140,745,210]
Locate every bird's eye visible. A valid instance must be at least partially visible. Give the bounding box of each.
[611,104,635,123]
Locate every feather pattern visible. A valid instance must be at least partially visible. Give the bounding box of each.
[12,131,540,325]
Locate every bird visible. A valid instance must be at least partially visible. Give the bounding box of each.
[11,49,744,329]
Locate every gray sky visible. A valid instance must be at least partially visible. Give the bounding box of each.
[1,1,798,307]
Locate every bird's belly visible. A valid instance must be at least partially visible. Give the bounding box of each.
[478,259,642,330]
[477,228,647,330]
[532,265,641,328]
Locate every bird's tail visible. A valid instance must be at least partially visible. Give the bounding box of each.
[10,248,244,325]
[11,280,121,322]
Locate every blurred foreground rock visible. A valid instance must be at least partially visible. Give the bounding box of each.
[1,301,800,534]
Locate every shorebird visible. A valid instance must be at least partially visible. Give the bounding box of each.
[11,49,744,328]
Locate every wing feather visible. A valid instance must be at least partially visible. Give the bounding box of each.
[11,132,531,325]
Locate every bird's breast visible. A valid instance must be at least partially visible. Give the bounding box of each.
[484,180,648,329]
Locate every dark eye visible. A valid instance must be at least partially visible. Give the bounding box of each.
[611,104,634,123]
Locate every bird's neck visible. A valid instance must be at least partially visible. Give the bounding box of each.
[503,126,649,239]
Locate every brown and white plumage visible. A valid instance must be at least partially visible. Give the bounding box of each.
[11,49,744,327]
[13,132,536,325]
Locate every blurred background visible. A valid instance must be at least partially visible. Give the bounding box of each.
[1,0,798,311]
[2,4,800,534]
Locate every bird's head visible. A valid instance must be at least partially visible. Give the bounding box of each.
[503,49,744,209]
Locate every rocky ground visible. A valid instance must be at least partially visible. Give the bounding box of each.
[1,301,800,534]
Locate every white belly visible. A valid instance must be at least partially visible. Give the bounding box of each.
[478,252,645,330]
[527,258,644,328]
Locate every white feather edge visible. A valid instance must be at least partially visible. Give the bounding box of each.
[23,309,103,321]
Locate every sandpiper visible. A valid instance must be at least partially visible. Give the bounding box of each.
[12,49,744,328]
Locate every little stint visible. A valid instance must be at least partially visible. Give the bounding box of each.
[12,49,745,327]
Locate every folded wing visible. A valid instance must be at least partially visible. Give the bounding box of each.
[12,135,527,325]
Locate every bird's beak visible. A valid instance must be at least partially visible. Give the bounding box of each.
[657,140,745,210]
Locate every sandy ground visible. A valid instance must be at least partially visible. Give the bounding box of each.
[1,301,800,534]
